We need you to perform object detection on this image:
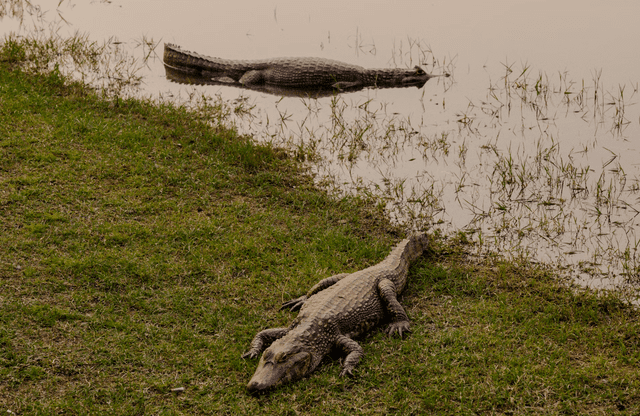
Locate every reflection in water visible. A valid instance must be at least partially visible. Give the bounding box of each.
[163,43,446,98]
[165,64,346,98]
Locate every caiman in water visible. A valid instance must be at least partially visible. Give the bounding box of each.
[242,233,428,393]
[163,43,448,97]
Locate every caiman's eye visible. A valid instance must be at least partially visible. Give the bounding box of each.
[276,352,288,362]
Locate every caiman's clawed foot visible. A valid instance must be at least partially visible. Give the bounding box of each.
[280,295,307,311]
[386,320,411,338]
[241,350,260,360]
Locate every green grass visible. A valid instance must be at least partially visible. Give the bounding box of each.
[2,41,640,415]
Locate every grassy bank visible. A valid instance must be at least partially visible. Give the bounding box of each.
[1,40,640,415]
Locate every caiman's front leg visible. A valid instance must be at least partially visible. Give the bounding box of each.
[238,70,264,85]
[377,279,411,337]
[242,327,289,359]
[335,334,364,376]
[281,273,350,311]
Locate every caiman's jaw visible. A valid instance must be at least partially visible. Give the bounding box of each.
[399,66,430,87]
[247,343,313,393]
[400,66,450,87]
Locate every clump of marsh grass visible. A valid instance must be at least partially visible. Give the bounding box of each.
[1,32,145,97]
[453,61,640,286]
[1,0,150,98]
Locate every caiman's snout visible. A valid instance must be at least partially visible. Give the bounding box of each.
[246,349,312,393]
[247,378,270,394]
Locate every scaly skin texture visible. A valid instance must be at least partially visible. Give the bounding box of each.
[163,43,446,90]
[242,233,429,393]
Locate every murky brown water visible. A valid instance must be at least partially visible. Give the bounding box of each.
[3,0,640,293]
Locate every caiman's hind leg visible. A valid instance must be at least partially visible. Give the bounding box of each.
[281,273,350,311]
[377,279,411,337]
[242,327,289,359]
[239,70,265,86]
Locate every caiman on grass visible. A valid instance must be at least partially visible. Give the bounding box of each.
[163,43,448,97]
[242,233,428,393]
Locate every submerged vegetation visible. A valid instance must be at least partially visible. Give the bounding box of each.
[2,1,640,414]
